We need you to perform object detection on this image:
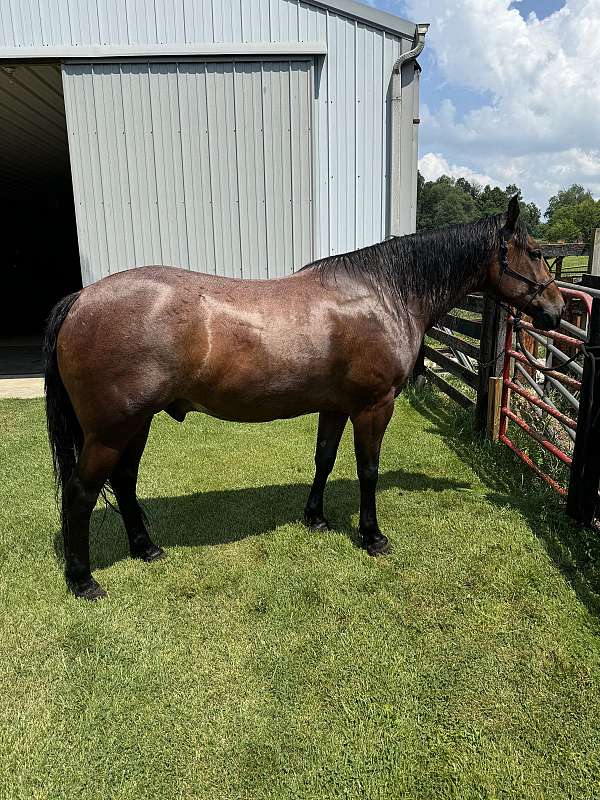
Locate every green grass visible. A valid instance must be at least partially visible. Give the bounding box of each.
[2,393,600,799]
[559,256,589,277]
[563,256,588,270]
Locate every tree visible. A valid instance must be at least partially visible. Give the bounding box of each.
[545,198,600,243]
[416,172,543,236]
[414,172,599,242]
[545,215,581,243]
[456,177,481,200]
[545,184,594,220]
[477,185,510,217]
[416,175,479,230]
[520,202,543,239]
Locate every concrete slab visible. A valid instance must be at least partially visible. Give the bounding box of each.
[0,339,44,398]
[0,377,44,399]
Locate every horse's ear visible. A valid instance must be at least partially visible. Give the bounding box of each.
[506,194,520,232]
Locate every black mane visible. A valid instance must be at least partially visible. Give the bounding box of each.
[303,212,529,315]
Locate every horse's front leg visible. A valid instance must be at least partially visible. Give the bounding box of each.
[351,396,395,556]
[304,411,348,531]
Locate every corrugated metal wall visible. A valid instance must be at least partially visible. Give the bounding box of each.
[62,59,313,283]
[1,0,419,282]
[0,0,410,48]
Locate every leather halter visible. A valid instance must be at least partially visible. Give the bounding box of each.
[498,236,556,315]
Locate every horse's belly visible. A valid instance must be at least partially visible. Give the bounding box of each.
[195,391,328,422]
[175,376,333,422]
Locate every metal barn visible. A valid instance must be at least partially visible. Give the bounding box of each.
[0,0,425,336]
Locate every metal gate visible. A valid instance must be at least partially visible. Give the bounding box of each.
[62,59,314,284]
[497,280,600,525]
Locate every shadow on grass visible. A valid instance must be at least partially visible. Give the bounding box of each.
[53,467,470,572]
[409,388,600,619]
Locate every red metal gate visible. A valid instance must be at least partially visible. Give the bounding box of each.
[498,286,594,498]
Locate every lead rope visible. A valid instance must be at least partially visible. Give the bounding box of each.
[513,313,585,375]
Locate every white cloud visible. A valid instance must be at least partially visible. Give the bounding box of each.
[401,0,600,210]
[418,152,499,186]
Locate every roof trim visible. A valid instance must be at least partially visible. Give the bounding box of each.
[307,0,417,38]
[0,42,329,61]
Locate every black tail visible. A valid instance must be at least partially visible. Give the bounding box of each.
[44,293,82,514]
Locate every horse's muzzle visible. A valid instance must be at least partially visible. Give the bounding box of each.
[531,301,565,332]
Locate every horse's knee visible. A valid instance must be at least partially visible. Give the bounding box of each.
[358,462,379,488]
[315,442,337,475]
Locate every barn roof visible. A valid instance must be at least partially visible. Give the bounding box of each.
[0,0,418,62]
[306,0,417,38]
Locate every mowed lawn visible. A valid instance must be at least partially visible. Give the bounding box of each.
[2,392,600,800]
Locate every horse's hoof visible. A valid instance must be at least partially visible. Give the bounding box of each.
[363,533,391,557]
[305,516,330,532]
[136,545,166,563]
[73,577,107,601]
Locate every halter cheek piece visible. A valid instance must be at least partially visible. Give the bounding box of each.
[497,237,556,316]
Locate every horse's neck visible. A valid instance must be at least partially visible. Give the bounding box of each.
[436,277,482,326]
[417,257,484,332]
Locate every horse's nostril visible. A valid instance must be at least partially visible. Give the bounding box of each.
[532,307,560,331]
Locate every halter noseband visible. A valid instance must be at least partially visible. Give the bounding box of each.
[498,236,556,315]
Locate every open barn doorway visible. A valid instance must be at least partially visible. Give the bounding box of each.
[0,63,80,378]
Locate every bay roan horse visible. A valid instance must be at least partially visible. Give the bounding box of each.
[45,197,564,600]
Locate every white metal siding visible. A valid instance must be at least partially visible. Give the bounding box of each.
[0,0,414,47]
[1,0,420,280]
[62,59,313,283]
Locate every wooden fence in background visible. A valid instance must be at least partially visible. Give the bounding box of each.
[542,229,600,282]
[413,293,505,432]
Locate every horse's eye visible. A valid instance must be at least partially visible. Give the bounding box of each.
[529,249,542,260]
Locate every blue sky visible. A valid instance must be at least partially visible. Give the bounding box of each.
[510,0,565,17]
[368,0,600,214]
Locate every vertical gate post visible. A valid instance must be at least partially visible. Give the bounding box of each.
[486,376,503,441]
[555,256,564,281]
[567,291,600,526]
[589,229,600,277]
[477,295,507,433]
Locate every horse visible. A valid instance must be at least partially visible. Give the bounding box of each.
[44,196,564,600]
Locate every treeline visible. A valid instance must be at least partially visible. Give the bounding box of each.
[416,174,600,244]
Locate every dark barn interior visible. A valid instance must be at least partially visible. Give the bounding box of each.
[0,63,80,372]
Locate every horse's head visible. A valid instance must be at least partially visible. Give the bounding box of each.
[485,196,565,331]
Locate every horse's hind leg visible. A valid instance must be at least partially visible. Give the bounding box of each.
[304,412,348,531]
[63,438,123,600]
[110,418,165,563]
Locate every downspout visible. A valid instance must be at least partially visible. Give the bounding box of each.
[389,23,429,238]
